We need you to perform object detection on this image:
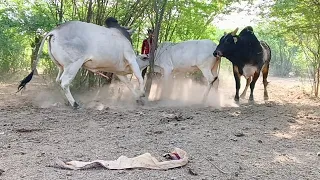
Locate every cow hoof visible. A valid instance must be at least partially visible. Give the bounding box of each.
[64,100,71,106]
[249,97,254,102]
[73,102,80,109]
[136,99,145,106]
[264,96,269,101]
[248,100,255,104]
[234,96,240,102]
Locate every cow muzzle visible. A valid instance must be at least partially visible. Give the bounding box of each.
[213,51,218,57]
[213,50,223,58]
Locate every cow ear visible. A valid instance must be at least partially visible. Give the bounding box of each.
[233,37,238,44]
[231,27,239,36]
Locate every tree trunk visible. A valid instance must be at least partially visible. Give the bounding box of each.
[279,40,284,76]
[145,0,168,97]
[58,0,63,23]
[86,0,96,89]
[86,0,93,23]
[30,34,41,75]
[316,64,320,97]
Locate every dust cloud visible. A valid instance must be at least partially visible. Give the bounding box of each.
[32,74,239,110]
[146,76,238,108]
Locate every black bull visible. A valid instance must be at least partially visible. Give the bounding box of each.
[213,26,271,102]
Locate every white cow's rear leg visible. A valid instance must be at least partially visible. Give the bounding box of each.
[56,65,63,83]
[199,67,218,103]
[59,61,83,108]
[116,74,144,105]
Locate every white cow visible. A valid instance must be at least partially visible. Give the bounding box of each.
[151,39,221,102]
[17,21,149,108]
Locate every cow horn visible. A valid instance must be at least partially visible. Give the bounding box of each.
[231,28,239,36]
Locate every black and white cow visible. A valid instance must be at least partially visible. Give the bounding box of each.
[213,26,271,102]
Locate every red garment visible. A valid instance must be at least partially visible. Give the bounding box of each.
[141,38,153,54]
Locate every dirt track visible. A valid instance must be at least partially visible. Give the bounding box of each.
[0,73,319,180]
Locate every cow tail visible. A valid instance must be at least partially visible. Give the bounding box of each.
[261,41,271,64]
[267,43,271,64]
[209,56,221,86]
[17,31,55,93]
[212,56,221,78]
[217,57,221,77]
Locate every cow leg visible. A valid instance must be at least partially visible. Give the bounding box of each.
[56,65,63,83]
[233,65,241,102]
[262,63,270,100]
[125,55,145,98]
[199,66,218,103]
[116,74,144,105]
[249,71,260,101]
[59,61,83,108]
[141,67,148,80]
[240,77,251,99]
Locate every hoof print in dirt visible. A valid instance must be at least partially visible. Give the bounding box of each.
[160,112,193,123]
[15,128,42,133]
[234,132,245,137]
[0,169,4,176]
[287,119,296,123]
[154,130,164,134]
[146,130,164,136]
[187,167,198,176]
[136,99,145,106]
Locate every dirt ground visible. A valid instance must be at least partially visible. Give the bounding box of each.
[0,72,319,180]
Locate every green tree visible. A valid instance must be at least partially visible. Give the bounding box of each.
[268,0,320,96]
[0,0,234,90]
[255,26,303,77]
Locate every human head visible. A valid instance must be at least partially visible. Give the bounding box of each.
[147,29,154,38]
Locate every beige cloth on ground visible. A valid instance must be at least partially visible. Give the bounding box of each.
[55,148,188,170]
